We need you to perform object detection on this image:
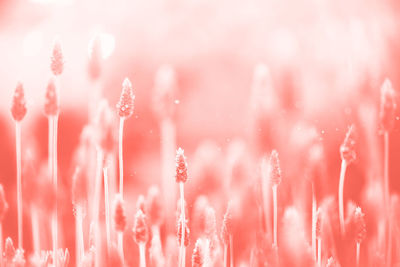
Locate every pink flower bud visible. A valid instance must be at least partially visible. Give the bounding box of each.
[0,184,9,222]
[340,125,356,164]
[133,209,149,244]
[50,38,64,76]
[113,194,127,232]
[177,216,190,247]
[354,207,366,244]
[221,204,233,245]
[380,78,396,133]
[175,147,188,183]
[11,82,27,121]
[44,78,59,117]
[269,150,282,186]
[5,237,15,262]
[192,239,204,267]
[116,78,135,118]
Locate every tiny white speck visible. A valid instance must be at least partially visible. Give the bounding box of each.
[321,130,325,134]
[174,99,180,104]
[396,116,399,121]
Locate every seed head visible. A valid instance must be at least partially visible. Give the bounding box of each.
[44,78,59,117]
[11,82,27,122]
[269,150,282,186]
[177,216,190,247]
[94,100,116,154]
[380,78,396,133]
[50,38,64,76]
[116,78,135,118]
[0,184,9,222]
[192,239,204,267]
[354,207,366,244]
[221,204,233,245]
[340,125,356,164]
[175,147,188,183]
[5,237,16,262]
[113,194,127,232]
[146,186,163,226]
[133,209,149,244]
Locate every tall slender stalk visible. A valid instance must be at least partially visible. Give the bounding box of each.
[338,160,347,234]
[317,238,321,267]
[118,232,124,263]
[75,205,84,266]
[118,118,125,196]
[229,235,233,267]
[31,205,40,254]
[223,244,228,267]
[139,243,146,267]
[311,183,317,261]
[0,223,3,267]
[272,185,278,247]
[179,182,186,267]
[15,122,23,249]
[356,242,360,267]
[103,166,111,253]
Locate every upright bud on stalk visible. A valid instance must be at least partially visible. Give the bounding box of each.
[116,78,135,118]
[5,237,15,262]
[221,205,233,245]
[340,125,356,164]
[354,207,366,244]
[50,38,64,76]
[44,78,59,117]
[177,216,190,247]
[269,150,281,186]
[175,148,188,183]
[0,184,9,222]
[380,78,396,133]
[133,210,149,244]
[11,82,27,121]
[94,100,116,154]
[192,239,204,267]
[113,194,127,232]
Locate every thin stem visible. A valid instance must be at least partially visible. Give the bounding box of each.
[92,149,103,222]
[317,238,321,267]
[229,234,233,267]
[31,205,40,254]
[0,223,3,267]
[118,232,124,264]
[103,167,111,254]
[387,205,393,267]
[118,118,125,197]
[15,122,23,249]
[272,185,278,247]
[75,206,84,267]
[356,242,360,267]
[384,132,389,210]
[52,115,59,266]
[338,160,347,235]
[179,182,185,267]
[223,244,228,267]
[139,243,146,267]
[312,182,317,261]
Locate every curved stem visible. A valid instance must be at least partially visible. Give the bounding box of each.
[118,118,125,197]
[338,160,347,235]
[15,122,23,249]
[272,185,278,247]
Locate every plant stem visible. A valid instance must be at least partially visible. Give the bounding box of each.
[338,160,347,234]
[15,122,23,249]
[118,118,125,197]
[312,182,317,262]
[118,232,124,264]
[75,205,84,266]
[272,185,278,247]
[223,244,228,267]
[31,205,40,254]
[317,238,321,267]
[92,149,103,223]
[52,115,59,266]
[356,242,360,267]
[179,182,185,267]
[384,132,389,210]
[229,234,233,267]
[0,223,3,267]
[139,243,146,267]
[103,166,111,254]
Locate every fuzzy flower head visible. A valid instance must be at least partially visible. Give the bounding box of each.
[133,209,149,244]
[44,78,59,117]
[113,194,127,232]
[0,184,8,222]
[269,150,282,186]
[50,38,64,76]
[11,82,27,122]
[340,125,356,164]
[175,147,188,183]
[354,207,366,244]
[192,239,204,267]
[380,78,396,133]
[116,78,135,118]
[177,216,190,247]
